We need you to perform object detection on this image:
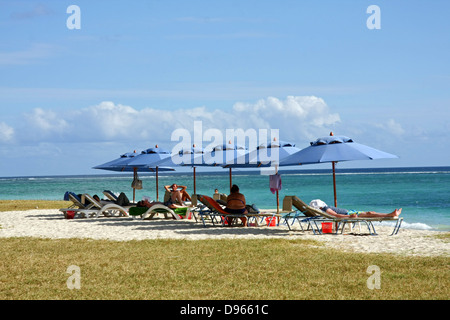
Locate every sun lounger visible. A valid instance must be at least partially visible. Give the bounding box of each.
[102,190,134,207]
[64,192,90,209]
[128,204,182,220]
[196,195,287,229]
[103,190,118,202]
[61,192,98,218]
[288,196,326,232]
[276,196,306,227]
[83,194,131,218]
[289,196,403,236]
[60,193,130,219]
[196,194,245,227]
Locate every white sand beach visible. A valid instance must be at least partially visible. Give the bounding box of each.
[0,209,448,257]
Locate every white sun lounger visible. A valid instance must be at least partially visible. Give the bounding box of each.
[60,193,130,218]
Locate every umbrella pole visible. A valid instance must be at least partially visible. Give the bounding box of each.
[229,167,232,191]
[276,166,280,223]
[332,161,338,232]
[156,166,159,201]
[193,167,196,195]
[276,190,279,214]
[332,161,337,207]
[133,168,137,203]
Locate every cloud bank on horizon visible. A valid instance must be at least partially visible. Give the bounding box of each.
[0,95,368,149]
[0,94,414,176]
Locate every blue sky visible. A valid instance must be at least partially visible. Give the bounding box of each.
[0,0,449,177]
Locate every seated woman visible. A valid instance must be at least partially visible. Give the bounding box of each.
[224,184,248,226]
[310,199,402,218]
[164,184,191,208]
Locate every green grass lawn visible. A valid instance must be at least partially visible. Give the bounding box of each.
[0,200,448,300]
[0,200,69,212]
[0,237,448,300]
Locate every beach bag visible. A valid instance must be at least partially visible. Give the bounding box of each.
[131,179,143,190]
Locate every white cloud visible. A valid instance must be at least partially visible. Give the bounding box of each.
[374,118,405,136]
[79,101,139,140]
[23,108,68,138]
[0,122,14,143]
[14,96,341,147]
[232,95,341,141]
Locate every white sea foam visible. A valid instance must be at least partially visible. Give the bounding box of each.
[380,220,433,230]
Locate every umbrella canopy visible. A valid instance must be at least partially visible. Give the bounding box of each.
[93,151,139,172]
[126,145,176,201]
[204,142,247,166]
[173,145,205,166]
[94,149,174,173]
[280,133,398,206]
[127,145,172,167]
[93,148,175,202]
[225,138,300,168]
[280,135,398,165]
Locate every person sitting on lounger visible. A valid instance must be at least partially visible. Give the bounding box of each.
[309,199,402,218]
[164,184,191,208]
[224,184,248,226]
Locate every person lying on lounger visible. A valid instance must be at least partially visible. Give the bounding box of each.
[137,198,166,208]
[309,199,402,218]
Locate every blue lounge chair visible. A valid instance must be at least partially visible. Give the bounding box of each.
[289,196,403,236]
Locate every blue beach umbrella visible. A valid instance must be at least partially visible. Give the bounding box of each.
[126,145,172,168]
[93,151,139,172]
[93,150,174,173]
[126,145,176,201]
[93,147,175,201]
[280,133,398,206]
[204,141,248,166]
[225,138,300,168]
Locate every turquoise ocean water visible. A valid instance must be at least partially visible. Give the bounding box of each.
[1,167,449,231]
